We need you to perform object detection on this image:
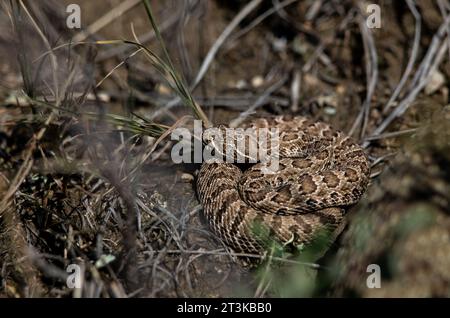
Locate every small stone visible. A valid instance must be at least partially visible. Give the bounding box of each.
[95,254,116,268]
[156,84,172,95]
[317,94,338,108]
[86,92,110,102]
[181,173,194,182]
[425,70,445,95]
[251,76,264,88]
[336,85,346,95]
[235,79,247,90]
[272,37,287,52]
[303,74,319,87]
[324,106,337,115]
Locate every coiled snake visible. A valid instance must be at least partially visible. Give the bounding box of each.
[197,115,370,254]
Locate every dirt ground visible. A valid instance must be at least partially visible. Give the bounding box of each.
[0,0,449,297]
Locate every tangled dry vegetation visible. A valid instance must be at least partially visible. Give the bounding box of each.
[0,0,449,297]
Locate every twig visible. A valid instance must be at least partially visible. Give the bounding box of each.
[96,12,179,61]
[290,69,301,112]
[96,48,144,88]
[362,16,450,148]
[140,2,211,127]
[383,0,421,112]
[191,0,263,91]
[349,10,378,139]
[18,0,60,106]
[407,14,450,91]
[364,128,418,141]
[254,259,273,297]
[159,249,322,269]
[150,0,264,120]
[305,0,323,20]
[230,75,288,128]
[73,0,142,42]
[437,0,450,62]
[225,0,300,52]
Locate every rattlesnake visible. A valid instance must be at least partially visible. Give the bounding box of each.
[197,115,370,254]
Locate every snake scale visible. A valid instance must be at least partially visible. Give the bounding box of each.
[197,115,370,254]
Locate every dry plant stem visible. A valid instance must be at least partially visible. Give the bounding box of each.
[0,175,45,297]
[437,0,450,61]
[363,15,450,148]
[127,115,193,179]
[190,0,263,92]
[73,0,142,42]
[411,16,450,88]
[225,0,300,51]
[150,0,263,121]
[18,0,60,106]
[100,165,140,292]
[305,0,323,20]
[230,75,288,128]
[0,111,55,297]
[96,48,144,88]
[176,1,195,81]
[142,95,290,108]
[359,13,378,138]
[290,69,301,112]
[364,128,418,141]
[97,13,179,62]
[254,262,273,298]
[349,11,378,138]
[126,8,211,127]
[0,0,69,293]
[161,249,321,269]
[383,0,421,112]
[2,1,109,296]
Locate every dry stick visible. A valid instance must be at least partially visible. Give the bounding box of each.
[364,51,448,148]
[364,128,418,141]
[73,0,141,42]
[437,0,450,65]
[160,249,321,269]
[360,14,378,138]
[303,9,356,75]
[0,109,55,297]
[150,0,263,120]
[363,17,450,148]
[224,0,300,51]
[127,115,193,179]
[290,69,301,112]
[305,0,323,20]
[302,43,326,73]
[97,12,179,62]
[407,14,450,93]
[254,261,273,298]
[175,0,196,81]
[0,207,46,296]
[230,75,288,128]
[190,0,263,93]
[369,153,397,169]
[18,0,60,106]
[1,2,63,295]
[135,94,290,108]
[100,165,140,292]
[96,48,144,88]
[0,144,34,211]
[383,0,421,112]
[349,12,378,139]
